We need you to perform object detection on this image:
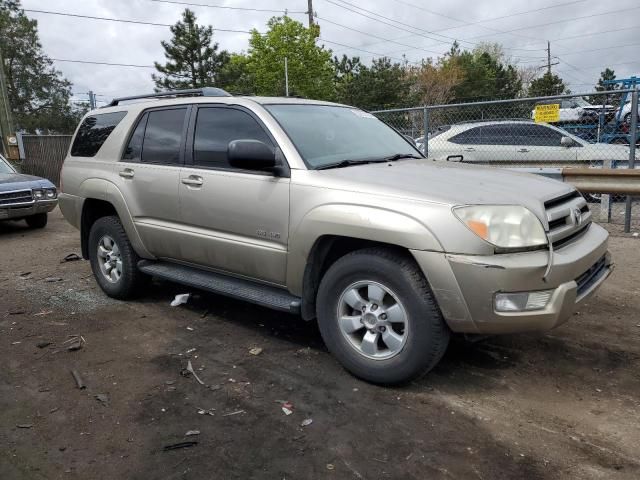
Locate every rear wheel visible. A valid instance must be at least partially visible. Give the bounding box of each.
[316,248,450,385]
[88,216,147,299]
[25,213,47,229]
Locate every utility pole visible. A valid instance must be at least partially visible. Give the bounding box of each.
[307,0,314,27]
[88,90,97,110]
[547,41,551,75]
[284,57,289,97]
[0,49,15,157]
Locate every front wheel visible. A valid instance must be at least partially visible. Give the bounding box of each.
[25,213,47,229]
[88,216,147,299]
[316,248,450,385]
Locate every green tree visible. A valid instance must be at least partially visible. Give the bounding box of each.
[442,44,522,101]
[0,0,83,133]
[595,68,617,92]
[246,16,334,99]
[153,9,229,90]
[217,53,254,95]
[333,55,363,105]
[528,72,567,97]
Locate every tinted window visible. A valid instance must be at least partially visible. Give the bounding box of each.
[479,125,518,145]
[122,113,148,161]
[141,108,187,164]
[514,124,564,146]
[193,108,272,169]
[71,111,127,157]
[449,127,483,144]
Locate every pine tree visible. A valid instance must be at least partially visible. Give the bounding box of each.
[528,72,567,97]
[153,9,229,91]
[0,0,84,133]
[595,68,617,92]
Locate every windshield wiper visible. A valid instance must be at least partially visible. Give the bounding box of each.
[315,159,387,170]
[382,153,422,161]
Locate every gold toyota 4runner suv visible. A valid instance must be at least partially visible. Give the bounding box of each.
[59,88,612,384]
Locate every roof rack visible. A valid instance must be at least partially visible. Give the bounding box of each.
[104,87,231,107]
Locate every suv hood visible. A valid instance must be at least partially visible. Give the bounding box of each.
[314,159,573,219]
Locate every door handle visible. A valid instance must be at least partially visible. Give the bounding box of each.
[181,176,203,187]
[518,148,529,153]
[464,147,476,152]
[119,169,134,179]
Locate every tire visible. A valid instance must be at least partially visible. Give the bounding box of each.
[88,215,147,299]
[25,213,48,229]
[624,113,631,124]
[316,248,450,385]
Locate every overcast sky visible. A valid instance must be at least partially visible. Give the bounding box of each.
[20,0,640,105]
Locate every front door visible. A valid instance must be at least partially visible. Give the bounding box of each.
[513,124,578,165]
[178,105,290,285]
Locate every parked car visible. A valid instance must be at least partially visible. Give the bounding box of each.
[59,89,612,384]
[0,153,57,228]
[428,120,636,164]
[617,98,640,124]
[531,98,613,123]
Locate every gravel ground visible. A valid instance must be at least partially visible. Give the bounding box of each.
[1,209,640,480]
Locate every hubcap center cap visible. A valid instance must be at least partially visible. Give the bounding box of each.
[363,312,378,328]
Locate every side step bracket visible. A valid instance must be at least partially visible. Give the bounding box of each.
[138,260,301,314]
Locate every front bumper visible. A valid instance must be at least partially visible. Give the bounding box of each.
[412,223,612,334]
[0,199,58,220]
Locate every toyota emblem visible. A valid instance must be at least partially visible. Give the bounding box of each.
[573,208,582,226]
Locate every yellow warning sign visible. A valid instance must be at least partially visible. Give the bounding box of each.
[534,103,560,123]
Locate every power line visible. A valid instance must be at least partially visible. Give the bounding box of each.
[551,24,640,43]
[556,41,640,58]
[316,16,445,56]
[53,58,156,68]
[319,38,420,65]
[23,9,258,34]
[147,0,304,13]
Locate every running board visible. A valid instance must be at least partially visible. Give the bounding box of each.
[138,260,301,314]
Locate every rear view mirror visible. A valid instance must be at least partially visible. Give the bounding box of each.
[560,136,575,147]
[228,140,277,170]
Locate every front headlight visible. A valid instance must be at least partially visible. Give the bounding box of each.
[45,188,57,199]
[32,189,44,200]
[453,205,547,249]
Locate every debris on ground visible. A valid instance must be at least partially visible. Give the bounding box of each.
[16,424,33,429]
[185,430,200,436]
[163,441,198,451]
[36,341,52,349]
[185,348,196,354]
[61,253,81,263]
[186,326,194,331]
[19,271,31,277]
[281,401,294,416]
[33,310,52,317]
[170,293,190,307]
[249,347,263,356]
[11,341,21,345]
[222,410,245,417]
[326,464,335,471]
[44,277,63,283]
[181,360,204,385]
[300,418,313,427]
[70,370,85,389]
[64,335,86,351]
[94,393,109,405]
[196,407,215,416]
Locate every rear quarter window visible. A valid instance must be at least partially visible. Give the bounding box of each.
[71,111,127,157]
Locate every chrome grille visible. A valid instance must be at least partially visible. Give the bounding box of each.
[544,191,591,249]
[0,189,34,206]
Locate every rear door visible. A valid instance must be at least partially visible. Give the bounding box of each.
[177,105,290,285]
[115,106,189,258]
[443,125,516,164]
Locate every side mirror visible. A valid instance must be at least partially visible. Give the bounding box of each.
[560,136,575,147]
[228,140,277,171]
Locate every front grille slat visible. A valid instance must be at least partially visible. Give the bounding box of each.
[0,190,34,206]
[544,191,591,249]
[576,255,607,296]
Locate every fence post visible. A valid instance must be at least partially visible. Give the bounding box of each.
[624,90,638,233]
[423,106,429,157]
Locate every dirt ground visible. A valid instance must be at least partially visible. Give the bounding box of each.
[1,209,639,480]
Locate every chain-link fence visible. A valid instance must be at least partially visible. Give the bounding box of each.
[15,134,72,186]
[373,90,639,227]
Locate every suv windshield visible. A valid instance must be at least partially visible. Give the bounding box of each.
[264,104,421,169]
[0,154,16,173]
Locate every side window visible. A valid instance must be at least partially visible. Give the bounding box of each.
[122,113,148,161]
[193,107,273,169]
[517,125,564,146]
[449,127,483,145]
[479,125,517,145]
[71,111,127,157]
[140,108,187,164]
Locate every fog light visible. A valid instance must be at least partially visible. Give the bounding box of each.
[495,290,553,312]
